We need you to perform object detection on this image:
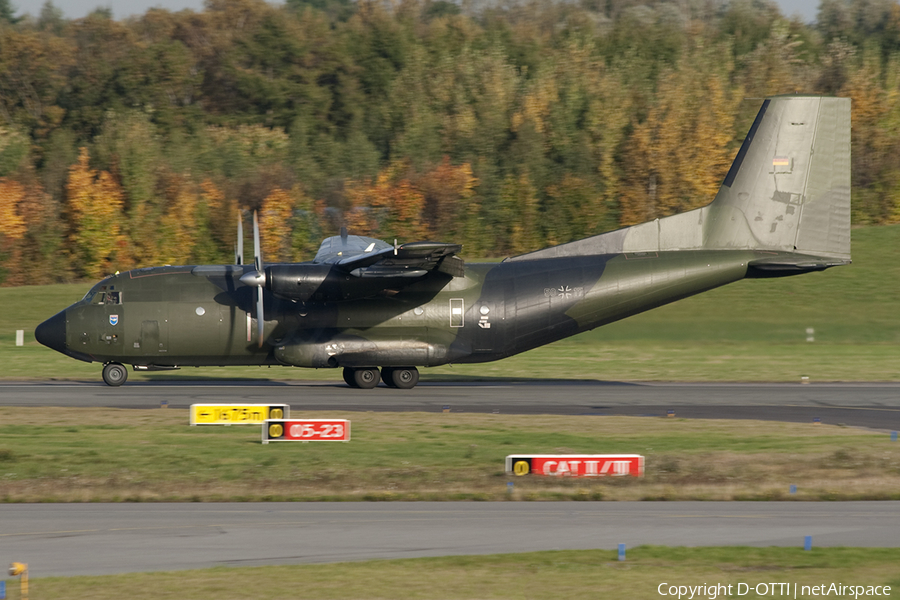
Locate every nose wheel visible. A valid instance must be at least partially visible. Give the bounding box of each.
[102,362,128,386]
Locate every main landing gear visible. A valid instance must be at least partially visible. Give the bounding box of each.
[102,362,128,386]
[343,366,419,389]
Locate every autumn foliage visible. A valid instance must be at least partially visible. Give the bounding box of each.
[1,0,900,285]
[65,148,126,279]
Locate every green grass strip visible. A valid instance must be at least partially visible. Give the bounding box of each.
[3,409,899,502]
[10,548,900,600]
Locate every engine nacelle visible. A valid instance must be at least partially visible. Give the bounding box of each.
[266,264,387,302]
[266,264,332,301]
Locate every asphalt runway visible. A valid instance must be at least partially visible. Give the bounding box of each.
[3,502,899,577]
[2,380,900,429]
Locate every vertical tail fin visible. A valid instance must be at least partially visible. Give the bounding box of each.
[706,95,851,260]
[506,95,851,263]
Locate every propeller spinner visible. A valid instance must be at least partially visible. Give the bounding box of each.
[238,211,266,348]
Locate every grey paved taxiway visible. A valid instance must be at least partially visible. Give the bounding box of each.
[3,502,899,577]
[2,380,900,428]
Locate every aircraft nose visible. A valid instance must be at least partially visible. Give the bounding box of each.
[35,310,67,354]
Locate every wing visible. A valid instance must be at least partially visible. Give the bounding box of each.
[251,234,465,303]
[313,233,393,264]
[314,234,464,279]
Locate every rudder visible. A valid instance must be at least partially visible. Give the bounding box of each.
[705,95,851,260]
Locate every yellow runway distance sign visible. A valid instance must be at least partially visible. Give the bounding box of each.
[190,404,290,426]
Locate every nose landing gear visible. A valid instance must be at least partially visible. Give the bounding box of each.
[102,362,128,386]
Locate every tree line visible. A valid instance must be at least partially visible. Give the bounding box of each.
[1,0,899,284]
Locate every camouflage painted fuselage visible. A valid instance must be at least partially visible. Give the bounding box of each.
[54,248,793,370]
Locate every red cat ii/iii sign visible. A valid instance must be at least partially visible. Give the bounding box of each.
[505,454,644,477]
[262,419,350,444]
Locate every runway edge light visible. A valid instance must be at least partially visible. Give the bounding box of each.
[8,562,27,600]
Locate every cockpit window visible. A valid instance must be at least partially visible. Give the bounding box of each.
[86,290,123,305]
[82,281,124,305]
[83,282,111,304]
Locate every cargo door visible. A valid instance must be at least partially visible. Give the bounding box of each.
[141,319,169,355]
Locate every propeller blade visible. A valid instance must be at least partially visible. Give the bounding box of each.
[253,211,265,348]
[237,211,267,348]
[256,285,265,348]
[235,212,244,265]
[253,210,263,273]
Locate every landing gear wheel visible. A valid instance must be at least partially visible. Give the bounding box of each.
[352,367,381,389]
[342,367,358,388]
[381,367,396,388]
[388,367,419,390]
[102,362,128,387]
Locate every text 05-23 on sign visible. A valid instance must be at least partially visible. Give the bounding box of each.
[263,419,350,444]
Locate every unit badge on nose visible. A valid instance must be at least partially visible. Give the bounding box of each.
[110,315,119,326]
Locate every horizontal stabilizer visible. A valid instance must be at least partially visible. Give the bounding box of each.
[746,254,851,277]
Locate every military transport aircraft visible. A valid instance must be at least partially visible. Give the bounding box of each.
[36,95,851,388]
